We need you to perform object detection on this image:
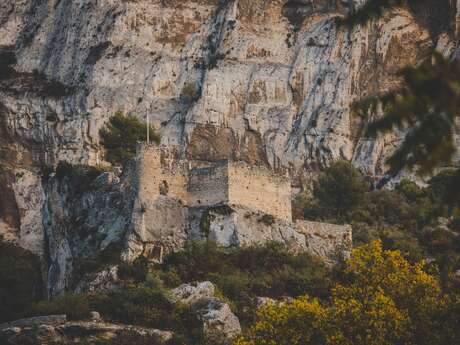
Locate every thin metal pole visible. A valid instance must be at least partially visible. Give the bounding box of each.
[147,114,150,144]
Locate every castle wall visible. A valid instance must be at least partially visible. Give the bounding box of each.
[228,163,292,221]
[129,145,188,262]
[188,162,229,207]
[295,220,352,261]
[137,144,188,204]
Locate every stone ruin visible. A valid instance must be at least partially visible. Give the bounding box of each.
[124,144,352,263]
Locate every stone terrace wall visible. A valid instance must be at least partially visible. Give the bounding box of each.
[295,220,352,262]
[188,161,229,207]
[228,163,292,221]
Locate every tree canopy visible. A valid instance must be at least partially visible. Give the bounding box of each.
[99,112,160,165]
[337,0,404,27]
[355,53,460,177]
[236,241,459,345]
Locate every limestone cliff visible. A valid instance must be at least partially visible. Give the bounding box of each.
[0,0,459,294]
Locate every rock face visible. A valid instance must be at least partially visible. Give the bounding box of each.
[126,144,352,262]
[0,315,173,345]
[43,166,136,296]
[296,220,353,262]
[172,281,242,341]
[0,0,459,294]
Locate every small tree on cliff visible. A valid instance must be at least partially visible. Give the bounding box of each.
[99,111,160,165]
[304,161,369,222]
[337,0,404,27]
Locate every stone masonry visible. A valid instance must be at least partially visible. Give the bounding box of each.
[135,144,292,220]
[125,144,350,262]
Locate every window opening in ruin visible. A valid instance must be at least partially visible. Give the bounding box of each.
[159,180,169,195]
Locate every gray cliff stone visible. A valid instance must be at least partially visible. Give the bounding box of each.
[0,0,458,294]
[188,205,351,260]
[173,281,242,341]
[0,316,173,345]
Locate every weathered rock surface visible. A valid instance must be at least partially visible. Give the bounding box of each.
[172,281,216,305]
[296,220,353,262]
[0,0,459,295]
[187,205,352,261]
[75,265,120,294]
[0,315,173,345]
[43,166,136,296]
[173,281,242,341]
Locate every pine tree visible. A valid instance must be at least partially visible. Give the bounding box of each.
[338,0,405,27]
[354,53,460,177]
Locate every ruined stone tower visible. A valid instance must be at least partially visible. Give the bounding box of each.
[125,144,351,263]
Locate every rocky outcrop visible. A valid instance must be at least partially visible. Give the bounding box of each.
[75,265,120,294]
[43,167,136,296]
[296,220,353,262]
[0,314,173,345]
[0,0,458,296]
[187,205,352,261]
[172,281,242,342]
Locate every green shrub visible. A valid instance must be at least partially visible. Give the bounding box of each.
[28,293,91,321]
[162,241,332,325]
[181,82,199,103]
[90,284,204,343]
[118,256,150,283]
[93,330,163,345]
[0,237,43,322]
[295,164,460,285]
[55,162,107,194]
[99,112,160,165]
[295,161,370,223]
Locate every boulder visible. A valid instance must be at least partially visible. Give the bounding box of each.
[173,282,241,341]
[172,281,215,304]
[0,316,172,345]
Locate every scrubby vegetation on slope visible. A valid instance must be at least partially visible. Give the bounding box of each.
[294,161,460,291]
[236,241,460,345]
[1,242,331,344]
[0,236,43,323]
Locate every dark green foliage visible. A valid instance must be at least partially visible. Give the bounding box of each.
[0,236,43,323]
[161,241,332,325]
[21,282,204,343]
[355,53,460,177]
[295,162,460,289]
[90,284,174,328]
[303,161,370,222]
[28,294,91,321]
[337,0,404,27]
[428,169,460,210]
[118,256,150,282]
[99,112,160,165]
[55,161,106,194]
[90,283,204,343]
[73,241,124,282]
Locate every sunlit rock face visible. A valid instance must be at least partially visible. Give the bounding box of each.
[0,0,457,293]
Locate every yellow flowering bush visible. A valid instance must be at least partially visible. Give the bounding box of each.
[237,241,453,345]
[235,296,327,345]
